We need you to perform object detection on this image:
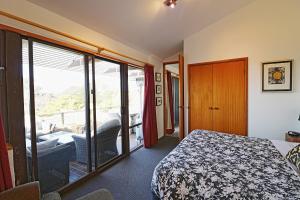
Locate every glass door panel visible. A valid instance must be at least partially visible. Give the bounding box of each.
[128,66,144,150]
[22,40,88,193]
[22,39,32,182]
[93,58,123,166]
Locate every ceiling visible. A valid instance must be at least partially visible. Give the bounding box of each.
[27,0,254,59]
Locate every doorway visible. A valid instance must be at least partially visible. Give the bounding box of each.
[163,62,180,138]
[172,76,180,136]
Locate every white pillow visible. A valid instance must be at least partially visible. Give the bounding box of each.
[27,139,58,153]
[271,140,300,175]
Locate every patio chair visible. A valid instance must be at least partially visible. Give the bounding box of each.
[27,144,73,194]
[72,119,121,165]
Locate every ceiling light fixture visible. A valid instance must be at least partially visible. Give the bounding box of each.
[164,0,177,8]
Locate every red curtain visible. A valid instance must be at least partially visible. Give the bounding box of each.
[142,64,158,148]
[0,115,13,192]
[166,71,174,133]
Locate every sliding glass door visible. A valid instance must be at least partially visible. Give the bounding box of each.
[21,39,127,193]
[0,29,147,192]
[22,40,88,193]
[89,58,123,168]
[128,66,144,150]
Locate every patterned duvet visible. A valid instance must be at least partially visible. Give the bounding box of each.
[151,130,300,200]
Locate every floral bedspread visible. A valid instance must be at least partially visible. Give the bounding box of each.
[151,130,300,200]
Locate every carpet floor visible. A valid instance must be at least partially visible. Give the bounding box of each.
[62,136,179,200]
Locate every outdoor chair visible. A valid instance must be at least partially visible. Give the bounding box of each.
[27,144,73,194]
[72,119,121,166]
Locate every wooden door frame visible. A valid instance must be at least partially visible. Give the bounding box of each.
[4,31,28,185]
[0,30,9,141]
[178,55,184,140]
[188,57,248,135]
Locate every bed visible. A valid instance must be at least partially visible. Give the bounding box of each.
[151,130,300,200]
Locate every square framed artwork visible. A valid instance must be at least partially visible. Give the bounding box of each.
[262,60,292,91]
[156,85,162,94]
[156,97,162,106]
[155,72,161,82]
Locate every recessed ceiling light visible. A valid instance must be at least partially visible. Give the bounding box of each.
[164,0,177,8]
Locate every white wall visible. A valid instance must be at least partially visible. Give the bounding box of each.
[149,55,164,138]
[184,0,300,140]
[0,0,165,138]
[0,0,150,65]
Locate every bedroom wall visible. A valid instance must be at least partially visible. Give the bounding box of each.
[0,0,165,138]
[149,55,165,139]
[184,0,300,140]
[0,0,150,64]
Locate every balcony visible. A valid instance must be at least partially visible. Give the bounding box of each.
[25,109,143,194]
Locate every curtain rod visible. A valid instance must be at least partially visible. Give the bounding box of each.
[0,23,145,68]
[0,10,148,65]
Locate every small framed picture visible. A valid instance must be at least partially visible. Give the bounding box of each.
[156,85,162,94]
[156,97,162,106]
[262,60,292,91]
[155,73,161,82]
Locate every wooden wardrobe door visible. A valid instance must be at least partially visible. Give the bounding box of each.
[212,60,247,135]
[189,64,213,132]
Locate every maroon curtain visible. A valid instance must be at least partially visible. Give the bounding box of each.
[0,115,13,192]
[166,71,174,133]
[142,64,158,148]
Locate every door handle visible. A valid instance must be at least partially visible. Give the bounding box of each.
[0,66,4,83]
[214,107,220,110]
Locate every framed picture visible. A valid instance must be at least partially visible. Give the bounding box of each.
[156,97,162,106]
[155,72,161,82]
[156,85,162,94]
[262,60,292,91]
